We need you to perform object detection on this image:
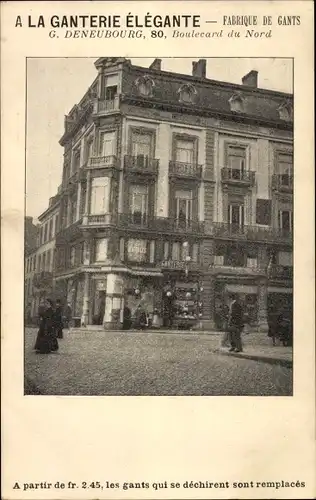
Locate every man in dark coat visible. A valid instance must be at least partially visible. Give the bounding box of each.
[53,299,64,339]
[228,295,245,353]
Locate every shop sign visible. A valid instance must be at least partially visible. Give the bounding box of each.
[127,239,147,262]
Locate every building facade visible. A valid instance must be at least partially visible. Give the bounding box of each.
[28,191,61,318]
[53,57,293,330]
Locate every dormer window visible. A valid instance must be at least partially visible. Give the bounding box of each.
[177,83,197,104]
[135,75,155,97]
[229,92,245,113]
[277,101,293,121]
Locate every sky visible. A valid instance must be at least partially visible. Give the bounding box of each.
[26,57,293,220]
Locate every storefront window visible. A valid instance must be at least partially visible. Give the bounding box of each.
[95,238,108,262]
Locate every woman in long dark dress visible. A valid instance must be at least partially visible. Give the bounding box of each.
[34,299,58,353]
[54,299,64,339]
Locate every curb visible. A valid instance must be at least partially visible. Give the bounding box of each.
[214,348,293,368]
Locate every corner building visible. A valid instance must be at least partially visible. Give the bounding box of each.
[54,57,293,330]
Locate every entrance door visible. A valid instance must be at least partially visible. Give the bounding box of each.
[92,290,106,325]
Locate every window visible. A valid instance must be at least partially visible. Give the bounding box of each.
[70,247,76,267]
[37,254,41,272]
[279,210,293,232]
[127,239,147,263]
[42,252,46,271]
[175,189,192,227]
[149,241,155,263]
[119,238,125,261]
[90,177,110,215]
[85,137,94,162]
[178,84,196,104]
[277,153,293,187]
[95,238,108,262]
[227,146,246,179]
[163,242,169,260]
[256,199,272,226]
[229,95,244,113]
[131,130,152,159]
[44,224,48,243]
[228,204,244,226]
[278,251,293,267]
[72,148,81,173]
[99,131,115,157]
[175,139,195,164]
[104,75,118,101]
[225,244,245,267]
[192,243,199,263]
[247,257,258,268]
[129,184,148,224]
[70,197,77,224]
[172,242,181,261]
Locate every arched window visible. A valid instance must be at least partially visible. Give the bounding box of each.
[135,75,155,97]
[177,84,197,104]
[229,93,245,113]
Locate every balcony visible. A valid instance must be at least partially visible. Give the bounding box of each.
[87,155,118,170]
[169,161,202,180]
[118,214,204,234]
[124,155,159,175]
[221,167,255,187]
[211,223,292,244]
[82,213,115,226]
[272,173,293,193]
[92,97,120,115]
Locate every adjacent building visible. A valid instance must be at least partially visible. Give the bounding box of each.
[49,57,293,330]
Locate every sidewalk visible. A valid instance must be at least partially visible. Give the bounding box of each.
[70,327,293,368]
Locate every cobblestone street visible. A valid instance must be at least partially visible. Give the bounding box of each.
[25,328,292,396]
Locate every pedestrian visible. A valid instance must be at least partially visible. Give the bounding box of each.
[54,299,64,339]
[220,302,230,347]
[34,298,58,354]
[135,304,147,330]
[152,308,161,329]
[64,302,72,331]
[122,305,132,330]
[228,294,245,353]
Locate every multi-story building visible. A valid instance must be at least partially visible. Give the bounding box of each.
[54,57,293,330]
[25,216,38,323]
[31,190,61,315]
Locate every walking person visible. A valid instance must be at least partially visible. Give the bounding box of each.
[228,295,245,353]
[220,302,230,347]
[64,302,72,331]
[54,299,64,339]
[34,298,58,354]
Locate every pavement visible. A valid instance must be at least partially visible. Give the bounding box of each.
[24,327,293,396]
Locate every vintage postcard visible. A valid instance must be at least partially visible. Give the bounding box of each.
[1,1,315,499]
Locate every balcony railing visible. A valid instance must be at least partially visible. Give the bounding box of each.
[82,214,115,226]
[169,161,202,179]
[221,168,255,186]
[124,155,159,174]
[272,173,293,192]
[211,222,292,243]
[92,97,120,114]
[87,155,118,170]
[118,214,204,233]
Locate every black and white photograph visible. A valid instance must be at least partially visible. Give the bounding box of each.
[24,57,294,396]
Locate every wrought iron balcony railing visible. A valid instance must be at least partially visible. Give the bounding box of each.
[124,155,159,174]
[92,97,120,114]
[211,222,292,243]
[87,155,118,170]
[221,167,256,186]
[118,214,204,233]
[169,161,202,179]
[160,260,200,272]
[272,173,293,192]
[269,265,293,279]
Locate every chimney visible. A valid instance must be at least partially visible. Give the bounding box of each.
[242,70,258,88]
[149,59,162,71]
[192,59,206,78]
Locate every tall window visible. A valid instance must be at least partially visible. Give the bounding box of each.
[228,203,244,227]
[104,75,118,101]
[175,139,195,164]
[90,177,110,215]
[279,210,293,232]
[70,247,76,267]
[72,148,81,173]
[175,190,192,227]
[227,145,246,180]
[99,131,115,157]
[131,131,152,159]
[95,238,108,262]
[129,184,148,224]
[46,250,51,272]
[42,252,46,271]
[85,137,94,162]
[278,153,293,187]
